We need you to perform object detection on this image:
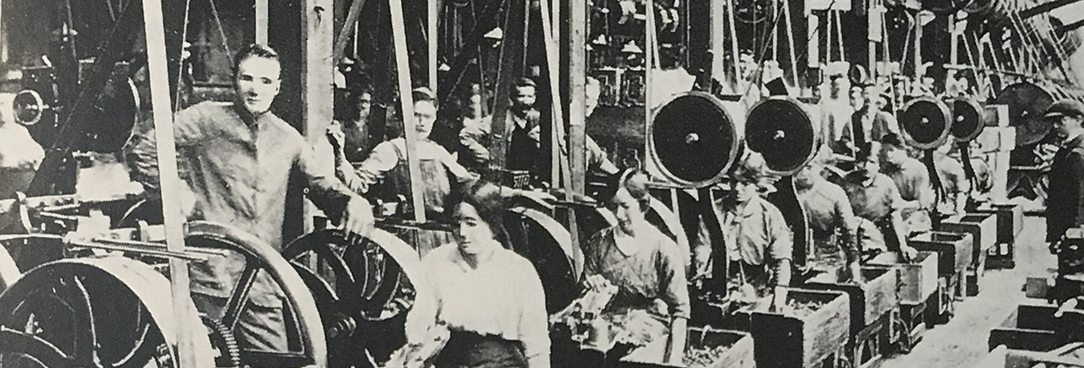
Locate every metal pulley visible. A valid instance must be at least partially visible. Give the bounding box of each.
[649,92,741,188]
[744,97,818,176]
[14,64,140,152]
[994,82,1055,146]
[899,96,953,150]
[949,97,986,142]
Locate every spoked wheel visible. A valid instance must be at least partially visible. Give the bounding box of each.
[281,229,425,368]
[0,257,214,368]
[184,221,325,368]
[505,207,579,314]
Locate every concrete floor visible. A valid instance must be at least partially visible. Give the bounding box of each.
[873,216,1056,368]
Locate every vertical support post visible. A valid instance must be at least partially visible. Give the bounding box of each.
[256,0,269,44]
[711,0,726,83]
[868,2,880,81]
[809,13,820,69]
[783,0,798,89]
[334,0,368,67]
[488,0,528,172]
[302,0,336,231]
[538,0,570,192]
[0,0,6,64]
[727,0,740,88]
[914,10,922,79]
[948,14,957,82]
[142,1,196,367]
[389,0,426,223]
[429,0,439,90]
[570,0,586,195]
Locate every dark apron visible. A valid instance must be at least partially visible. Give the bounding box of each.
[857,215,902,262]
[434,331,528,368]
[381,143,456,256]
[809,233,847,281]
[727,260,772,297]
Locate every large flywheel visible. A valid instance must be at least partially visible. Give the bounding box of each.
[505,207,580,314]
[744,97,819,175]
[995,82,1056,146]
[649,92,742,187]
[899,96,953,150]
[950,97,987,143]
[281,228,425,368]
[184,221,326,368]
[0,257,215,368]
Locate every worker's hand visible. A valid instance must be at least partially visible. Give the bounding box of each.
[900,245,918,262]
[327,122,346,150]
[340,196,376,244]
[583,274,611,291]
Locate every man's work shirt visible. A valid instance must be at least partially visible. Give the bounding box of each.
[1047,134,1084,242]
[820,97,854,146]
[712,196,793,267]
[881,157,935,210]
[797,178,859,264]
[507,109,542,172]
[127,101,356,306]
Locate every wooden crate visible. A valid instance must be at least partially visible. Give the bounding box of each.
[805,267,899,334]
[621,328,755,368]
[1004,343,1084,368]
[747,289,850,368]
[940,213,998,263]
[867,251,939,304]
[988,302,1061,352]
[908,231,973,276]
[974,202,1024,270]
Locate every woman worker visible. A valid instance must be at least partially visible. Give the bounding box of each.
[795,148,862,282]
[582,169,691,364]
[328,87,548,255]
[841,142,920,260]
[396,180,550,368]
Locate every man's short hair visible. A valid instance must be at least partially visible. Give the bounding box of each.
[514,77,537,90]
[232,44,280,77]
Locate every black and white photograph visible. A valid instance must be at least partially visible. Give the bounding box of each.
[0,0,1082,367]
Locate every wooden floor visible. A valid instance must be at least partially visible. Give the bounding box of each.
[873,215,1056,368]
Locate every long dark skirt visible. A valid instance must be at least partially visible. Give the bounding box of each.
[434,331,529,368]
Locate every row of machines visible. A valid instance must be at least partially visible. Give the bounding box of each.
[0,82,1055,368]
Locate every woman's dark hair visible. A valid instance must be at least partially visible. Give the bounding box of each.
[444,179,512,249]
[606,169,651,213]
[880,132,904,150]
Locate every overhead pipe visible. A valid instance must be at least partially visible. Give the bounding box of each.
[1020,0,1081,19]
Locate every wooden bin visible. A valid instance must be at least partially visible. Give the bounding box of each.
[940,213,998,262]
[621,327,755,368]
[748,288,850,368]
[867,251,939,304]
[805,267,899,334]
[1004,342,1084,368]
[973,202,1024,243]
[908,231,973,276]
[988,302,1062,352]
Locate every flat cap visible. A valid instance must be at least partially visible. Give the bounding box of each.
[1044,99,1084,120]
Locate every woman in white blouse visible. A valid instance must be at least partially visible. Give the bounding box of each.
[395,180,550,368]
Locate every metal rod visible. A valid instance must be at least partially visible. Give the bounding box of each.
[91,237,230,257]
[570,0,587,195]
[68,240,210,262]
[37,212,79,222]
[1020,0,1081,19]
[389,0,427,223]
[430,0,440,90]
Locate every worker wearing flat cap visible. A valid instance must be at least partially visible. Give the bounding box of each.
[695,152,792,309]
[1044,99,1084,246]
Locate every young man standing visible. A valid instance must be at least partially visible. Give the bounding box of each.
[128,44,374,351]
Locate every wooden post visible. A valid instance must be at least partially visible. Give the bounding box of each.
[914,10,922,79]
[538,0,571,194]
[948,14,957,82]
[570,0,586,195]
[783,0,797,88]
[809,13,820,69]
[489,0,528,171]
[142,0,197,367]
[710,0,726,82]
[302,0,336,232]
[256,0,269,44]
[728,0,740,87]
[389,0,426,223]
[430,0,439,90]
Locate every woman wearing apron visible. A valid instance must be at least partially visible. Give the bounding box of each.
[329,88,546,256]
[395,180,550,368]
[582,169,691,366]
